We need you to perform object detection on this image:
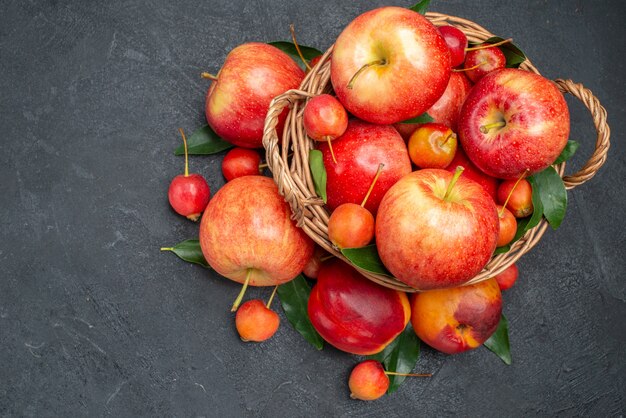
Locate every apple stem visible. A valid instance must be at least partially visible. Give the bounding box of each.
[178,128,189,177]
[266,285,278,309]
[259,162,268,169]
[160,247,173,251]
[466,38,513,52]
[440,132,456,147]
[479,121,507,134]
[231,269,252,312]
[361,163,384,208]
[453,60,488,73]
[201,72,218,81]
[326,136,337,164]
[499,170,528,217]
[347,59,386,90]
[384,371,432,377]
[289,23,312,72]
[443,166,465,202]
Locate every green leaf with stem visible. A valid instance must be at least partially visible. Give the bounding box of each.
[309,150,327,203]
[160,239,209,268]
[174,125,233,155]
[277,275,324,350]
[532,167,567,229]
[484,314,512,365]
[268,41,323,70]
[554,140,580,164]
[341,245,392,276]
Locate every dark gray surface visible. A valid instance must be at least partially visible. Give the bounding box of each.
[1,0,624,416]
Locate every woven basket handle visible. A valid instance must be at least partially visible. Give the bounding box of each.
[554,79,610,190]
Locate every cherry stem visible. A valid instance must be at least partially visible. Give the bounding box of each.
[499,170,529,217]
[479,120,506,134]
[201,72,218,81]
[453,60,488,73]
[443,166,465,202]
[177,128,190,177]
[266,285,278,310]
[347,59,386,89]
[320,254,335,262]
[384,371,432,377]
[440,132,455,147]
[466,38,513,51]
[290,24,311,72]
[326,136,337,164]
[231,269,252,312]
[361,163,384,207]
[259,162,268,169]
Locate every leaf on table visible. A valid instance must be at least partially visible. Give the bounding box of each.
[554,140,580,164]
[398,112,434,124]
[277,275,324,350]
[531,167,567,229]
[309,150,327,203]
[268,41,323,70]
[484,314,512,365]
[174,125,233,155]
[341,245,392,277]
[408,0,431,14]
[161,239,210,268]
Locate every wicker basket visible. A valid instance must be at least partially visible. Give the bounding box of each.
[262,12,611,292]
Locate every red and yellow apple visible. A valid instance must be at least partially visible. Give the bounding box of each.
[319,119,412,215]
[205,42,305,148]
[308,259,410,355]
[331,7,451,124]
[376,169,499,290]
[458,68,570,179]
[199,176,314,286]
[411,278,503,354]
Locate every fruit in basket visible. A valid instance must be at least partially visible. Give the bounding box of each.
[411,278,502,354]
[394,72,472,140]
[376,168,499,290]
[199,176,314,306]
[303,94,349,164]
[458,68,570,179]
[496,205,517,247]
[168,129,211,221]
[462,47,506,83]
[327,163,383,249]
[408,123,457,169]
[438,25,468,68]
[494,263,519,291]
[330,6,451,124]
[319,120,412,215]
[205,42,305,149]
[497,178,534,218]
[348,360,389,401]
[221,148,262,181]
[302,246,327,279]
[235,297,279,342]
[445,146,499,200]
[308,259,410,355]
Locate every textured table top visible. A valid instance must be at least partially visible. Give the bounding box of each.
[1,0,624,416]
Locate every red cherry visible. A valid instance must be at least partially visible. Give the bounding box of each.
[407,123,457,169]
[222,147,261,181]
[463,47,506,83]
[168,129,211,221]
[303,94,348,164]
[494,263,519,291]
[438,26,468,68]
[496,205,517,247]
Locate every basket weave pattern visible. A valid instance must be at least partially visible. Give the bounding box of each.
[262,12,611,292]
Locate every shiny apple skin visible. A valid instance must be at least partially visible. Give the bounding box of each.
[319,120,412,215]
[376,169,499,290]
[458,68,570,179]
[303,94,349,141]
[331,7,451,124]
[205,43,305,148]
[411,278,502,354]
[308,259,410,355]
[199,176,314,286]
[446,146,499,201]
[168,173,211,221]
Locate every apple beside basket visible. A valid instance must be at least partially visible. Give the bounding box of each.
[261,12,611,292]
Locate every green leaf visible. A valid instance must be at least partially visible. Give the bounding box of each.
[554,140,580,164]
[268,41,323,70]
[408,0,430,14]
[160,239,210,268]
[531,167,567,229]
[341,245,392,276]
[309,150,327,203]
[368,325,421,393]
[471,37,527,68]
[494,245,511,255]
[398,112,434,124]
[277,275,324,350]
[484,314,512,365]
[174,125,233,155]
